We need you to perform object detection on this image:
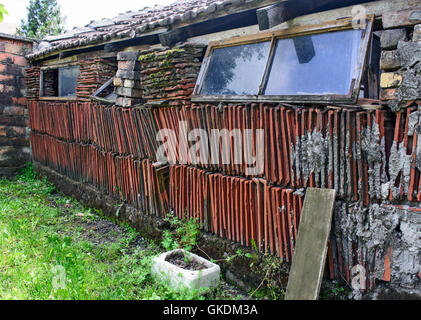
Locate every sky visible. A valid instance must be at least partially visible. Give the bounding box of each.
[1,0,176,32]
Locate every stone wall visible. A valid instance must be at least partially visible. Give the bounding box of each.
[0,35,32,178]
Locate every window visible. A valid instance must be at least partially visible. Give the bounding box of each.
[193,17,374,104]
[91,77,117,104]
[40,65,79,98]
[200,41,271,95]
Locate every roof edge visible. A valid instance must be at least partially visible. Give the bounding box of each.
[0,32,38,43]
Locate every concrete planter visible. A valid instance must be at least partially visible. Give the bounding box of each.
[151,249,220,291]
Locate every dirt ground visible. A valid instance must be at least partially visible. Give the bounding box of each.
[46,192,251,300]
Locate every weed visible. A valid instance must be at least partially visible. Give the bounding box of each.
[161,213,200,252]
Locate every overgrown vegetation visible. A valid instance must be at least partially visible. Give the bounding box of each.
[161,213,201,252]
[0,164,241,300]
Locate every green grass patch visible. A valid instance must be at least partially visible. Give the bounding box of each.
[0,164,241,300]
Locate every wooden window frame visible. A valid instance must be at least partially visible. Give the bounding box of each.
[39,63,80,99]
[192,16,374,105]
[90,77,116,104]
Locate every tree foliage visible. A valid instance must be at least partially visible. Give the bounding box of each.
[17,0,65,39]
[0,4,8,23]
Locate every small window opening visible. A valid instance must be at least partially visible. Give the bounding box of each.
[91,77,117,104]
[91,57,118,104]
[41,65,79,98]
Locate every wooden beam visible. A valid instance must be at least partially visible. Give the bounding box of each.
[159,8,259,47]
[285,188,336,300]
[159,29,188,48]
[257,0,379,31]
[92,77,113,97]
[104,34,160,52]
[256,1,288,31]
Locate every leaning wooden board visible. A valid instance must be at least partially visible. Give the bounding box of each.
[285,188,336,300]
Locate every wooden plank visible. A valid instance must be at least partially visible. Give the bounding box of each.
[285,187,336,300]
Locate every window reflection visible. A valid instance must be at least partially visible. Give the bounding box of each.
[200,41,271,95]
[265,29,362,95]
[59,66,79,97]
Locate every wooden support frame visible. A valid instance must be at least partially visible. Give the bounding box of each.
[192,16,374,105]
[90,77,117,104]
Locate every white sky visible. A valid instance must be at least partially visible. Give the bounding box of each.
[1,0,176,31]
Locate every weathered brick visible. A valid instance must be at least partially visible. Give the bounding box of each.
[4,42,24,55]
[380,72,403,88]
[0,52,13,64]
[115,96,124,106]
[117,51,140,61]
[397,40,421,68]
[2,106,25,116]
[12,97,27,106]
[124,79,134,88]
[380,88,398,101]
[6,126,26,138]
[4,85,16,94]
[380,50,401,71]
[0,146,30,166]
[118,60,140,71]
[123,79,142,89]
[0,74,13,82]
[115,86,142,98]
[383,8,421,29]
[116,69,141,80]
[0,136,29,147]
[6,64,24,76]
[0,115,27,126]
[113,77,123,87]
[13,56,27,67]
[115,96,143,107]
[381,29,407,50]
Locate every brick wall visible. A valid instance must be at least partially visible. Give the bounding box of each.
[0,35,32,178]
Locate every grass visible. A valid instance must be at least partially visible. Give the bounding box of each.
[0,164,242,300]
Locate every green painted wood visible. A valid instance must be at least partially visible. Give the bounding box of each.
[285,188,336,300]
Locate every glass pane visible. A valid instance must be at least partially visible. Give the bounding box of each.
[265,29,362,96]
[200,41,271,95]
[59,66,79,97]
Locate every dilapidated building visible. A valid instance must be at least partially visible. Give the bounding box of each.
[5,0,421,298]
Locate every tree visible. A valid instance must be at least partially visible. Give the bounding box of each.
[17,0,65,39]
[0,4,8,23]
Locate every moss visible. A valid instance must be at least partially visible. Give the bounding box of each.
[138,52,156,62]
[139,48,185,63]
[160,59,173,68]
[164,48,185,59]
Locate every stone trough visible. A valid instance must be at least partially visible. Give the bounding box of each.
[151,249,220,291]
